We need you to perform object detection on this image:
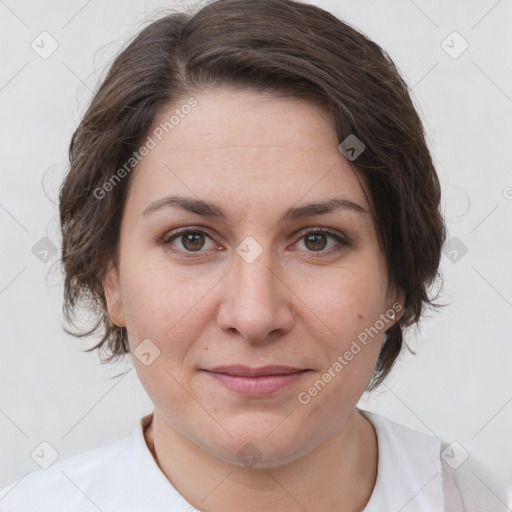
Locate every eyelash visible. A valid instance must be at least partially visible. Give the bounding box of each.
[161,226,350,258]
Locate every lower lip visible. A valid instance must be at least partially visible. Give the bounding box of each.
[203,371,308,397]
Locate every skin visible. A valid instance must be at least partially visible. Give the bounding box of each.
[103,87,403,512]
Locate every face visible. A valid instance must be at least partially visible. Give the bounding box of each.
[103,87,402,468]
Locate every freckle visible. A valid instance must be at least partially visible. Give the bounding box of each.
[357,313,363,319]
[204,347,209,351]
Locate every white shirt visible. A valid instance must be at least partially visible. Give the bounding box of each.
[0,409,507,511]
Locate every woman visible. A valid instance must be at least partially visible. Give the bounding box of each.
[0,0,507,510]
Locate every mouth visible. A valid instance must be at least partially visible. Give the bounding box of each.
[204,365,308,377]
[200,365,310,397]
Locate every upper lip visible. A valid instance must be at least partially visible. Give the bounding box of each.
[203,365,308,377]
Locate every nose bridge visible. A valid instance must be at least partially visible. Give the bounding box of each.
[233,241,278,312]
[217,237,293,342]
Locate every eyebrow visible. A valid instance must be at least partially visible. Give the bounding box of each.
[142,194,368,222]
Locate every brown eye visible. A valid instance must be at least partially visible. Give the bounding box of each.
[163,229,216,253]
[304,233,328,251]
[296,230,348,254]
[181,232,205,251]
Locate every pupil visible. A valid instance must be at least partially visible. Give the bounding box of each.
[305,234,326,251]
[183,233,204,251]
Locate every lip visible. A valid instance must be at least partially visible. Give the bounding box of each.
[201,365,310,397]
[206,365,306,377]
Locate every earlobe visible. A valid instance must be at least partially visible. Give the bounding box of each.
[103,261,126,328]
[386,286,405,325]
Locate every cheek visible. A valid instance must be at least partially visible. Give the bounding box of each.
[120,256,215,342]
[301,259,389,341]
[120,260,216,415]
[296,294,383,428]
[296,257,388,391]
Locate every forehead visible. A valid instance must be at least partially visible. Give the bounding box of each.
[126,87,370,219]
[159,88,338,159]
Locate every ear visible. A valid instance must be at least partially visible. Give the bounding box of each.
[103,261,126,328]
[385,284,405,326]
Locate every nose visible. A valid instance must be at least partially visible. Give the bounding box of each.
[216,246,295,345]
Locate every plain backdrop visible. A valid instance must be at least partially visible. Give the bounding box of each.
[1,0,511,500]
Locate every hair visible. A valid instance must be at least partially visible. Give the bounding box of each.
[59,0,446,390]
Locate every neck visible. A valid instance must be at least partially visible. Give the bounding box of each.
[144,408,378,512]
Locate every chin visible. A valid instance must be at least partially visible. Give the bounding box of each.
[197,417,318,469]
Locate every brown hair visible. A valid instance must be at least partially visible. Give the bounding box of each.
[59,0,446,390]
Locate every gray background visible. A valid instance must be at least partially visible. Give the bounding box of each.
[1,0,511,501]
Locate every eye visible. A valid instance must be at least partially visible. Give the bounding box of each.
[293,229,349,254]
[163,228,219,254]
[162,226,348,257]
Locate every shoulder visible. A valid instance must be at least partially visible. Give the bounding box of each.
[361,408,443,462]
[361,409,446,510]
[0,434,132,511]
[440,439,510,512]
[360,409,510,511]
